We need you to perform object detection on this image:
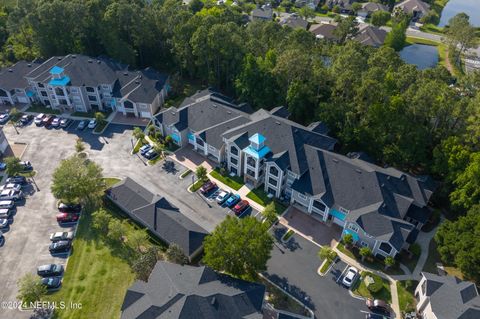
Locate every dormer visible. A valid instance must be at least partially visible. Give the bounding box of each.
[243,133,271,161]
[48,66,70,86]
[249,133,266,151]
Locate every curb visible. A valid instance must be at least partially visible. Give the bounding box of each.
[92,121,110,135]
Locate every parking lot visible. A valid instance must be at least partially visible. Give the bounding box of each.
[0,120,232,318]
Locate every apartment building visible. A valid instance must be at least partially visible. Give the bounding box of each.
[154,89,436,258]
[0,54,169,118]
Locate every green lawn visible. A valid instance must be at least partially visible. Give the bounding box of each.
[398,250,420,274]
[397,280,418,313]
[71,110,111,119]
[282,229,294,241]
[189,180,204,192]
[103,177,121,189]
[26,105,61,115]
[180,169,192,178]
[93,120,108,133]
[147,154,163,165]
[132,139,145,154]
[46,206,136,319]
[260,277,310,317]
[352,272,392,303]
[245,187,287,213]
[336,242,355,259]
[209,168,244,191]
[319,259,332,274]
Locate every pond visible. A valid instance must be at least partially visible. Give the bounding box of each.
[439,0,480,27]
[399,44,439,70]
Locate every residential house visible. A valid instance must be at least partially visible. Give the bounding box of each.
[154,90,435,258]
[353,24,387,47]
[295,0,320,10]
[309,23,339,41]
[279,13,309,30]
[0,60,41,106]
[325,0,357,13]
[251,4,273,21]
[0,127,9,154]
[0,54,170,118]
[121,261,266,319]
[106,177,208,261]
[415,272,480,319]
[357,2,389,18]
[394,0,430,21]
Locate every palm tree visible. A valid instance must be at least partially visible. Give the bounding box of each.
[359,247,372,262]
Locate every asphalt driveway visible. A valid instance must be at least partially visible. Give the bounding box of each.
[264,225,367,319]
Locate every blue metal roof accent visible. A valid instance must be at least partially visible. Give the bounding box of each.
[110,99,116,107]
[49,76,70,86]
[187,132,195,141]
[26,90,35,97]
[249,133,266,145]
[170,133,180,143]
[329,209,346,221]
[243,145,271,159]
[49,66,64,75]
[343,229,359,242]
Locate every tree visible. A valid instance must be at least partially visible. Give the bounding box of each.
[146,124,156,136]
[196,165,207,182]
[333,16,359,44]
[165,243,189,265]
[351,2,362,14]
[203,216,273,280]
[384,256,395,269]
[332,5,341,13]
[75,137,85,153]
[165,135,173,146]
[435,206,480,282]
[342,234,353,248]
[318,246,336,262]
[17,273,47,305]
[280,0,293,12]
[132,127,145,140]
[384,20,407,51]
[107,219,129,243]
[127,229,150,254]
[189,0,204,14]
[261,202,278,225]
[4,156,23,176]
[450,152,480,211]
[9,107,21,123]
[95,112,105,123]
[298,6,315,20]
[443,13,476,66]
[371,11,391,27]
[92,208,112,234]
[359,247,372,262]
[132,246,161,281]
[51,156,105,204]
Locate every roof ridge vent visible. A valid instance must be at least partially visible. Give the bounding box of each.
[57,57,62,61]
[8,69,12,72]
[275,121,281,125]
[71,55,76,58]
[211,296,217,306]
[27,63,32,67]
[332,158,339,163]
[88,59,93,63]
[123,71,128,76]
[97,60,101,64]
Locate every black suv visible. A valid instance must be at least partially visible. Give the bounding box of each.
[5,176,27,185]
[37,264,64,277]
[49,240,71,254]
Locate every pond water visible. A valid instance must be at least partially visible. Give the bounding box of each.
[399,44,439,70]
[439,0,480,27]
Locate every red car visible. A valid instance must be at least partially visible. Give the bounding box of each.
[42,115,56,126]
[56,212,79,223]
[200,180,217,194]
[233,200,250,215]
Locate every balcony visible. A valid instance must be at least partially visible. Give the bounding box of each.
[247,158,256,167]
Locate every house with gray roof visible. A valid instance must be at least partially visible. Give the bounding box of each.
[251,5,273,21]
[0,54,169,118]
[394,0,430,21]
[153,90,435,257]
[353,24,387,47]
[106,178,208,261]
[121,261,266,319]
[295,0,320,10]
[279,13,309,30]
[325,0,357,13]
[415,272,480,319]
[357,2,389,18]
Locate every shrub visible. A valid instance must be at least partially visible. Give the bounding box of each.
[364,273,383,293]
[409,243,421,257]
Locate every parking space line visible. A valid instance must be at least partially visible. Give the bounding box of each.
[337,264,349,283]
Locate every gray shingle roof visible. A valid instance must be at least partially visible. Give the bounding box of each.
[115,67,168,104]
[106,177,158,213]
[309,23,339,41]
[394,0,430,14]
[251,6,273,20]
[121,261,265,319]
[0,61,41,90]
[354,25,387,47]
[361,2,388,13]
[279,14,309,30]
[420,272,480,319]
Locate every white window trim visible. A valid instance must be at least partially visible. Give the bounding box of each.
[348,224,359,232]
[297,193,308,200]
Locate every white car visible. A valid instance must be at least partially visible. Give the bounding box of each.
[87,119,97,129]
[0,200,14,209]
[0,189,23,201]
[0,113,10,123]
[215,191,231,204]
[34,113,45,125]
[50,231,74,242]
[0,183,22,192]
[0,218,8,229]
[342,266,359,288]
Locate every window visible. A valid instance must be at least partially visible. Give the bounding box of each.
[339,207,350,214]
[91,104,99,109]
[247,157,256,167]
[379,242,392,254]
[269,166,279,176]
[196,138,204,146]
[230,167,237,175]
[41,91,48,97]
[246,169,255,177]
[58,99,67,105]
[348,224,359,232]
[230,146,238,156]
[297,193,307,200]
[70,87,78,93]
[124,100,134,109]
[230,157,238,165]
[360,241,368,247]
[258,169,264,177]
[88,95,97,101]
[313,200,326,212]
[37,83,44,88]
[268,178,277,187]
[55,88,64,96]
[0,89,8,97]
[268,187,276,195]
[86,87,95,93]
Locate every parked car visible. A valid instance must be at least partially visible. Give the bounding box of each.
[77,120,86,130]
[0,183,22,192]
[139,144,152,155]
[5,175,27,185]
[0,200,15,209]
[87,119,97,129]
[51,117,61,127]
[19,161,33,171]
[42,115,55,126]
[0,113,10,123]
[0,231,4,245]
[60,118,70,128]
[215,191,231,204]
[37,264,64,277]
[233,200,250,215]
[34,113,46,125]
[56,212,79,223]
[0,162,6,171]
[49,240,71,254]
[225,194,241,208]
[0,189,23,201]
[366,299,390,314]
[19,114,34,125]
[365,313,389,319]
[0,208,13,219]
[40,277,62,290]
[342,266,359,288]
[58,202,81,214]
[200,180,217,194]
[50,231,74,242]
[0,218,8,229]
[144,149,158,160]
